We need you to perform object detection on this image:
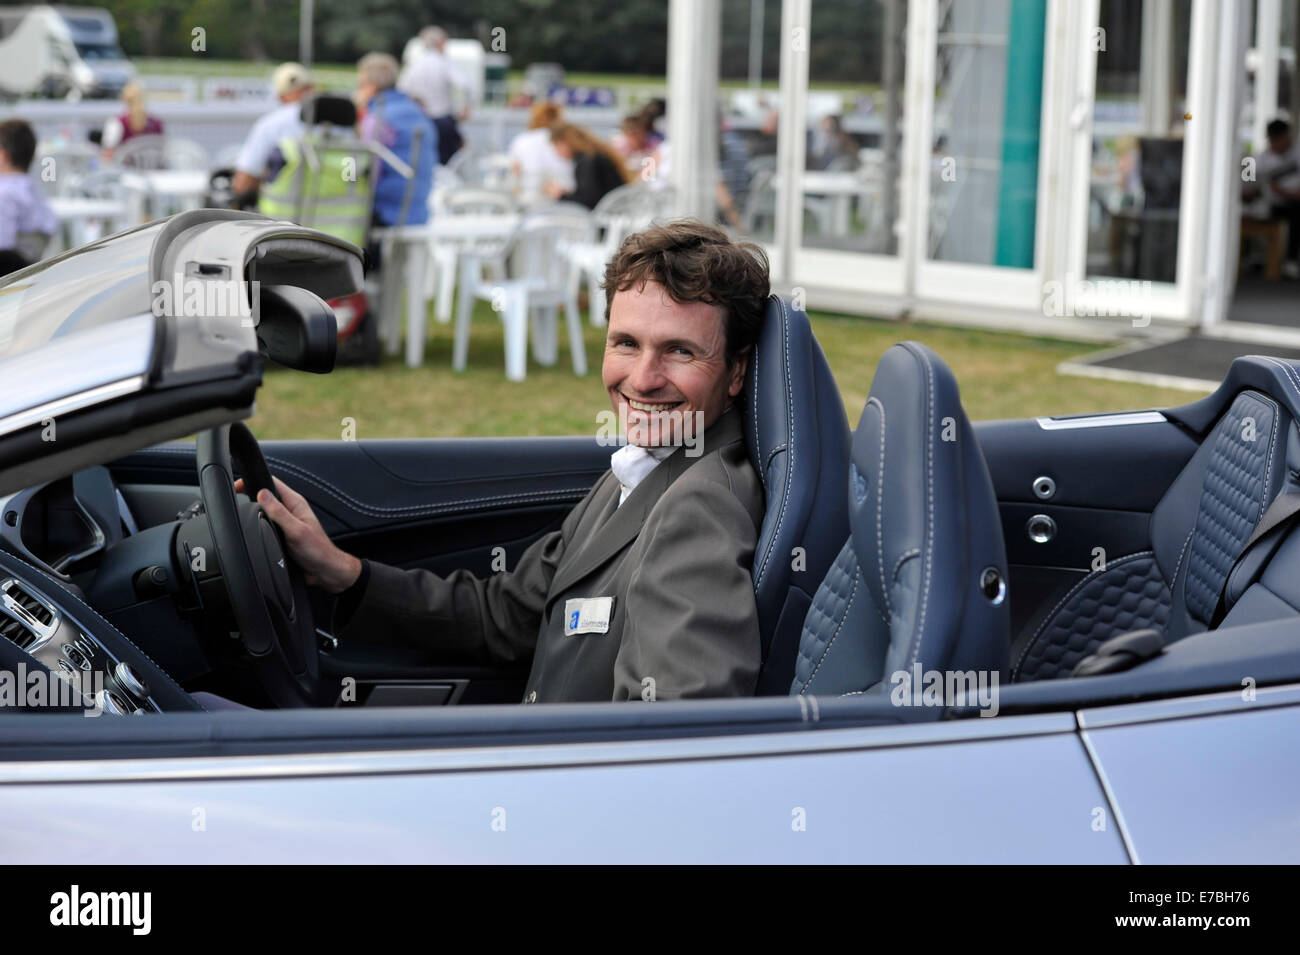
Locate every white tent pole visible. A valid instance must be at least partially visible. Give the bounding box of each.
[667,0,720,219]
[300,0,314,68]
[748,0,765,90]
[1199,0,1252,330]
[774,0,810,287]
[1254,0,1281,152]
[1139,0,1174,135]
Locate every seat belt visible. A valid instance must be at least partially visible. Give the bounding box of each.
[1210,489,1300,626]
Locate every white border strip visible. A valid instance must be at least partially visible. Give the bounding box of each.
[1060,356,1222,392]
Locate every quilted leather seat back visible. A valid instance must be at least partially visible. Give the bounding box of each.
[1013,389,1288,682]
[791,342,1010,696]
[1166,391,1281,629]
[741,296,851,695]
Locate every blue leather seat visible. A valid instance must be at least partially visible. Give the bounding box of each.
[791,342,1011,696]
[1013,365,1293,681]
[741,296,851,695]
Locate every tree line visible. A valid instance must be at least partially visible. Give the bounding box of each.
[0,0,889,82]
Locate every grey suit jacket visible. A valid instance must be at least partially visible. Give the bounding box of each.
[336,407,764,702]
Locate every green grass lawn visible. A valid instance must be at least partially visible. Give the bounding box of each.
[248,300,1205,442]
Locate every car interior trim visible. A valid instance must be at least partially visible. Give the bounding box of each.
[0,376,146,441]
[1034,411,1168,431]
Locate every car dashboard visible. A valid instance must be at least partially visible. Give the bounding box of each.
[0,467,162,715]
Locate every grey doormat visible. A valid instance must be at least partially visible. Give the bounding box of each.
[1059,336,1300,391]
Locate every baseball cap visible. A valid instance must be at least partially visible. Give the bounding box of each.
[272,62,313,97]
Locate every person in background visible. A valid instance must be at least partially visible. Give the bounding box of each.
[356,52,436,228]
[507,101,574,200]
[1246,118,1300,278]
[0,119,58,277]
[231,63,315,201]
[100,82,163,161]
[544,122,633,209]
[639,98,667,149]
[612,112,660,178]
[398,25,471,164]
[717,113,751,229]
[638,99,670,184]
[751,107,779,159]
[808,114,859,171]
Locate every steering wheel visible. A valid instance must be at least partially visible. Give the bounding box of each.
[196,422,322,707]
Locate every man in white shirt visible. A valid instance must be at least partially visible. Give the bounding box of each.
[230,63,316,200]
[398,26,471,164]
[0,119,58,276]
[248,221,771,703]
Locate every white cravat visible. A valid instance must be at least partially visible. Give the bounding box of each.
[610,444,676,506]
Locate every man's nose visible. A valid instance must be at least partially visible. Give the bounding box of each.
[626,351,667,394]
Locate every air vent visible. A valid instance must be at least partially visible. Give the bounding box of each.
[0,578,60,652]
[0,613,34,650]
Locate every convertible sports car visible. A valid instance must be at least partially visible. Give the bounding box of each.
[0,210,1297,863]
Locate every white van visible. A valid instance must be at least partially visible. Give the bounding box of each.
[0,5,134,100]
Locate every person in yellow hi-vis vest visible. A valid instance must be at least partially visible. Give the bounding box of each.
[257,130,373,250]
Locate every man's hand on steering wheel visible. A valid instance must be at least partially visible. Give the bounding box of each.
[233,475,362,594]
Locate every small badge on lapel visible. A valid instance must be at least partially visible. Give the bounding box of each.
[564,597,614,635]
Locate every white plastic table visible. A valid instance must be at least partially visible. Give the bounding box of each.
[48,197,130,253]
[118,170,211,223]
[773,170,879,235]
[374,214,521,368]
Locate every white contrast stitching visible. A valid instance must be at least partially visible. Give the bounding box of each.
[133,447,590,518]
[754,297,794,589]
[908,344,936,670]
[1256,356,1300,407]
[1255,393,1281,524]
[891,547,921,585]
[868,395,889,615]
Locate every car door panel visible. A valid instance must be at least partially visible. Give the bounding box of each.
[975,416,1199,649]
[1081,687,1300,863]
[109,436,611,701]
[975,416,1198,511]
[0,711,1128,863]
[112,436,609,537]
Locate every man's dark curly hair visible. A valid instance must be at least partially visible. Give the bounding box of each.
[601,219,770,367]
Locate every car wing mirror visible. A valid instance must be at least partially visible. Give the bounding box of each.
[255,284,337,374]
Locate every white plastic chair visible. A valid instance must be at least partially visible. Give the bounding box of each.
[110,134,168,170]
[559,182,671,326]
[426,187,519,324]
[34,141,97,197]
[443,144,495,185]
[479,154,518,190]
[453,209,594,381]
[110,135,209,172]
[163,138,212,171]
[53,170,128,249]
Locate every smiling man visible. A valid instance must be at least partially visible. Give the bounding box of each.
[255,220,770,702]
